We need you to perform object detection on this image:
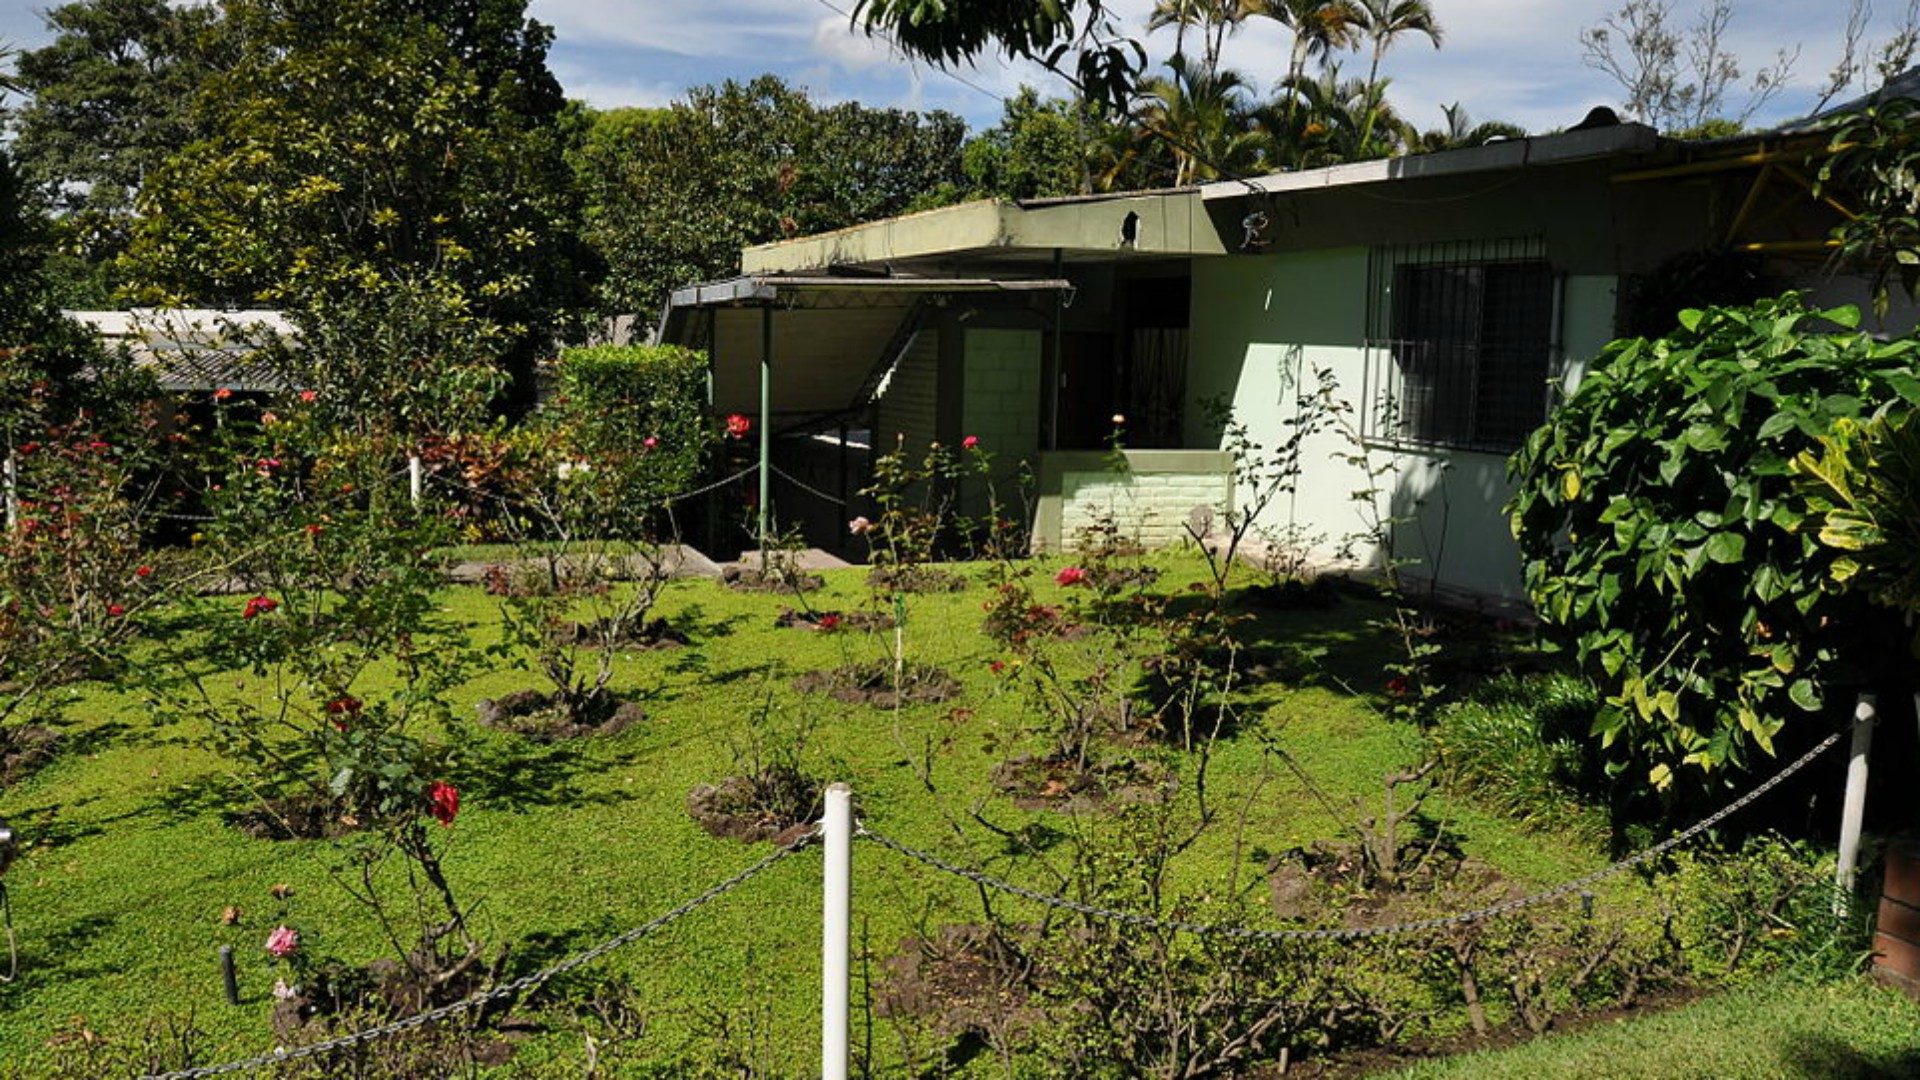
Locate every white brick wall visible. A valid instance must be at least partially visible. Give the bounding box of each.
[876,331,938,453]
[1060,467,1233,549]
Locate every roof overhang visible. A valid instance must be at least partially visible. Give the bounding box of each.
[667,273,1072,311]
[1198,123,1663,201]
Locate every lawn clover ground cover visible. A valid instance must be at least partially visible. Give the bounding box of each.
[0,553,1828,1076]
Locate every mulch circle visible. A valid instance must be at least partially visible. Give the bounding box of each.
[774,607,897,632]
[230,791,358,841]
[792,661,961,708]
[722,565,825,593]
[685,770,822,844]
[991,754,1170,811]
[0,725,59,786]
[867,565,971,594]
[548,616,687,650]
[475,689,645,743]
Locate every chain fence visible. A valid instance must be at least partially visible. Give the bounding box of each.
[771,464,851,508]
[860,720,1853,942]
[142,831,816,1080]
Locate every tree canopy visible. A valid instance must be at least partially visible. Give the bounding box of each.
[569,77,966,316]
[120,0,593,424]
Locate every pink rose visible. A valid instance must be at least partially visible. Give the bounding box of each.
[1054,566,1087,587]
[962,435,980,450]
[265,925,299,958]
[848,516,871,535]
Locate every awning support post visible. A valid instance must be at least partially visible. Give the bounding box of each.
[759,305,773,552]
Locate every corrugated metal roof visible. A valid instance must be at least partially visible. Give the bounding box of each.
[66,309,297,392]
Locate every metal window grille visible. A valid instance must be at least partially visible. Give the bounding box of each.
[1363,237,1561,453]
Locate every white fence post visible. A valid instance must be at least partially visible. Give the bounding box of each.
[1836,693,1877,912]
[408,453,424,506]
[822,783,852,1080]
[2,451,16,530]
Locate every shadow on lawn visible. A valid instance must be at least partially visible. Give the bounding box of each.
[1783,1032,1920,1079]
[0,912,118,1004]
[461,737,636,812]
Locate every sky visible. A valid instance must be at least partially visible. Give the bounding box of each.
[0,0,1906,135]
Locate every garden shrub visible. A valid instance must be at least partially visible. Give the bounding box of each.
[1794,406,1920,629]
[1432,673,1607,837]
[1508,296,1920,787]
[541,343,708,522]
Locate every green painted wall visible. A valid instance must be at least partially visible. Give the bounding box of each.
[1187,249,1619,602]
[961,328,1043,513]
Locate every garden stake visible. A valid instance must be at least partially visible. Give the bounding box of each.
[218,945,239,1005]
[1836,693,1878,913]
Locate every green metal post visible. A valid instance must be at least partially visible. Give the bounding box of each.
[759,305,772,553]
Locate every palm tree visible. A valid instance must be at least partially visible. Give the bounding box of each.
[1148,0,1245,79]
[1240,0,1366,123]
[1132,55,1273,185]
[1267,63,1407,168]
[1351,0,1442,149]
[1416,102,1527,153]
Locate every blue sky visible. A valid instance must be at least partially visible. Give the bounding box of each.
[0,0,1903,135]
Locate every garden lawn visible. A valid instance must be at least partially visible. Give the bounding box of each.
[0,552,1678,1074]
[1380,974,1920,1079]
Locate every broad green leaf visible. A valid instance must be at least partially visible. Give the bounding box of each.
[1704,531,1746,564]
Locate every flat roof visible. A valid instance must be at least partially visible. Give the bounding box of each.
[1198,122,1663,201]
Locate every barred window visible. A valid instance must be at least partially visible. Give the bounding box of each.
[1365,239,1559,453]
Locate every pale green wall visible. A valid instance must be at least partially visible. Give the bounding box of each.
[1187,250,1619,602]
[874,331,938,456]
[961,328,1043,512]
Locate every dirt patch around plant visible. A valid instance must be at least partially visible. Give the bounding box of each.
[475,689,645,742]
[991,754,1170,811]
[793,661,961,708]
[774,607,897,632]
[547,616,687,650]
[0,725,59,786]
[867,565,971,594]
[722,565,824,593]
[270,946,526,1067]
[685,767,823,844]
[230,791,359,841]
[875,924,1039,1047]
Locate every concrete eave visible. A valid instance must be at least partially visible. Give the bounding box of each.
[742,190,1227,275]
[1199,123,1664,201]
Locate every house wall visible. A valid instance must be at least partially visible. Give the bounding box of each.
[961,328,1043,505]
[874,330,939,456]
[1033,450,1236,551]
[1185,248,1620,603]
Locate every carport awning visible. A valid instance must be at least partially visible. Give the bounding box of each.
[659,274,1070,424]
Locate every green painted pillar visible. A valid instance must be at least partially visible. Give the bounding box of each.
[758,304,772,551]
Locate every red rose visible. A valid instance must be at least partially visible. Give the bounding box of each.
[298,390,317,404]
[1385,676,1412,697]
[817,614,841,631]
[135,565,153,579]
[213,387,233,401]
[426,781,460,826]
[324,696,361,715]
[962,435,980,450]
[725,413,751,439]
[1054,566,1087,587]
[107,603,126,617]
[16,442,37,456]
[990,660,1006,674]
[242,595,279,619]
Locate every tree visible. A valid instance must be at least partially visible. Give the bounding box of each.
[9,0,234,305]
[122,0,593,427]
[1241,0,1366,124]
[1148,0,1243,79]
[963,88,1096,201]
[570,77,966,316]
[1133,56,1270,185]
[1351,0,1441,149]
[848,0,1145,113]
[1578,0,1797,135]
[1415,102,1526,153]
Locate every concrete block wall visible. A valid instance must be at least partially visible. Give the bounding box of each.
[1033,450,1235,551]
[961,328,1042,513]
[875,331,939,456]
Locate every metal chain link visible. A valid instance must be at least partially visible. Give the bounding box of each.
[770,465,849,507]
[144,831,816,1080]
[861,723,1852,943]
[666,465,757,505]
[425,465,755,510]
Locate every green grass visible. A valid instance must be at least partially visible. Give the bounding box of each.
[0,552,1857,1075]
[1381,975,1920,1080]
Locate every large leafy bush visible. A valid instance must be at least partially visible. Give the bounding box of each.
[1795,407,1920,627]
[1508,297,1917,786]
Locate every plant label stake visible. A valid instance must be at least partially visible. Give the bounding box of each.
[219,945,240,1005]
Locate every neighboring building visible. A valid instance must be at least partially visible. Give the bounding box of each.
[67,308,295,394]
[659,112,1902,602]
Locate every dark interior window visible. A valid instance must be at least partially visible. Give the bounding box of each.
[1390,261,1555,452]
